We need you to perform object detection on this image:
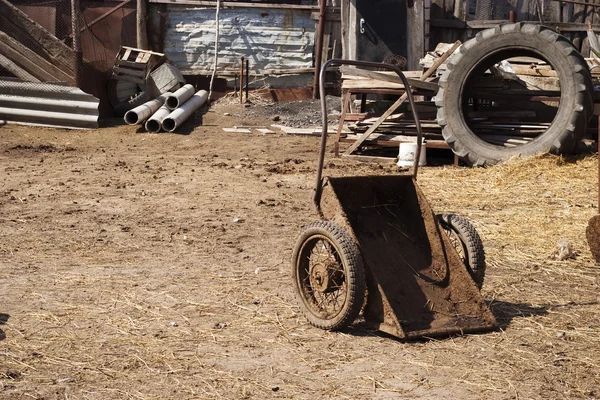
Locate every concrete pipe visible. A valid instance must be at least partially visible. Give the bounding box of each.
[165,84,196,110]
[145,104,171,133]
[124,93,170,125]
[162,90,208,132]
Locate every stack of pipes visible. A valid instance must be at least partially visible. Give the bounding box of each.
[123,84,209,133]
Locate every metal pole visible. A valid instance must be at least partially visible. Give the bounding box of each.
[312,0,327,99]
[245,59,249,103]
[71,0,83,88]
[240,56,244,104]
[137,0,148,49]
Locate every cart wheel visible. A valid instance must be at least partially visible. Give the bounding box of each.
[291,221,366,331]
[438,214,486,289]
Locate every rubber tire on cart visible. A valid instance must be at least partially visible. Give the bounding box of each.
[438,214,486,289]
[291,221,366,331]
[436,23,593,166]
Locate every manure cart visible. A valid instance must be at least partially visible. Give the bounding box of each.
[291,60,498,340]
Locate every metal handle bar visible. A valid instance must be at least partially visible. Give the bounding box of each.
[314,58,424,207]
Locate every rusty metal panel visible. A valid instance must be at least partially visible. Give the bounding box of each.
[15,5,56,35]
[80,4,137,72]
[163,7,315,75]
[0,79,99,129]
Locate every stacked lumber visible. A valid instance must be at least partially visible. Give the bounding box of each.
[0,0,75,85]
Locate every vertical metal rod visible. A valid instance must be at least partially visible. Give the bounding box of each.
[597,115,599,208]
[509,10,516,23]
[312,0,327,99]
[240,56,244,104]
[245,59,249,102]
[71,0,82,88]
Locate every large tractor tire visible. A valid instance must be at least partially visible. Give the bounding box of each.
[436,23,593,166]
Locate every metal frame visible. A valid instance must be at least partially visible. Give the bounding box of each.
[314,58,424,207]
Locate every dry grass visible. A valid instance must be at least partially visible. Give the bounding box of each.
[1,111,599,399]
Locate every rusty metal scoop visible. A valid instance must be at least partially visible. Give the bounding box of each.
[586,116,600,263]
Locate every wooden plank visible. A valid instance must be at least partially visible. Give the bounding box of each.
[340,68,423,79]
[341,68,439,91]
[0,0,74,75]
[341,78,438,91]
[511,67,558,77]
[0,53,40,82]
[407,0,426,70]
[0,30,72,83]
[341,136,449,148]
[343,41,461,156]
[334,91,351,156]
[342,154,397,163]
[337,113,368,121]
[311,11,341,21]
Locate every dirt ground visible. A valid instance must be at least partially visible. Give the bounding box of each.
[1,96,600,399]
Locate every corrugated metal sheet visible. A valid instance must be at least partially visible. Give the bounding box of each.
[163,7,315,75]
[0,79,99,130]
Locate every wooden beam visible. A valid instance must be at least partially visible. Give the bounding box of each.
[407,0,425,70]
[342,154,397,163]
[0,30,73,84]
[137,0,148,49]
[311,10,341,21]
[341,69,439,91]
[0,53,40,82]
[334,91,351,156]
[0,0,75,74]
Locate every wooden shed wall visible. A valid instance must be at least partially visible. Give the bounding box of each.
[429,0,600,55]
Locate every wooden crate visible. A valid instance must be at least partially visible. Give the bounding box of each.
[111,46,164,85]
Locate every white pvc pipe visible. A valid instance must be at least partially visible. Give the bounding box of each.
[145,104,171,133]
[162,90,208,132]
[124,93,170,125]
[166,84,196,110]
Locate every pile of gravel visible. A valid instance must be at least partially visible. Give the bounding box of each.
[238,95,342,129]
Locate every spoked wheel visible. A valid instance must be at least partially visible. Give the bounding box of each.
[438,214,486,289]
[291,221,366,331]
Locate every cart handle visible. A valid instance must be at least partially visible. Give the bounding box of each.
[314,59,424,207]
